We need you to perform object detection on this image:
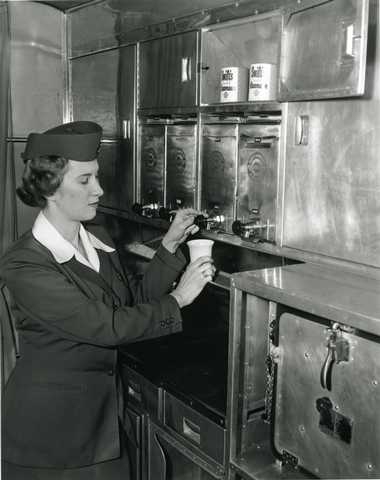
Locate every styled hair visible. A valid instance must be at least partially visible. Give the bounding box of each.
[16,155,69,208]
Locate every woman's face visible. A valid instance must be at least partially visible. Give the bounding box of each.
[48,159,103,222]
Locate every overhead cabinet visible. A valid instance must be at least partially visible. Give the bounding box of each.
[200,12,282,105]
[139,31,198,109]
[279,0,369,101]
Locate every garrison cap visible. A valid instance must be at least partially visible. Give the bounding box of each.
[23,121,102,162]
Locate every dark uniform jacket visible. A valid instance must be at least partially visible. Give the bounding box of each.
[0,227,185,468]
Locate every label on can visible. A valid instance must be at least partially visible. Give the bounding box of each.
[220,67,248,103]
[248,63,277,101]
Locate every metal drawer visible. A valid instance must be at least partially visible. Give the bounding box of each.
[121,366,162,421]
[163,391,226,466]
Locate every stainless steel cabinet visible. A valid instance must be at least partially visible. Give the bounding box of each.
[282,96,380,268]
[200,12,281,105]
[139,31,198,109]
[279,0,369,100]
[71,45,136,210]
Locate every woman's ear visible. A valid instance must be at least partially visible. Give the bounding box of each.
[44,193,57,205]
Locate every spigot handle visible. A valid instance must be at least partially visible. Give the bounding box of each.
[132,203,143,215]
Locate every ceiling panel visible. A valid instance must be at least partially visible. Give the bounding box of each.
[40,0,238,14]
[38,1,90,10]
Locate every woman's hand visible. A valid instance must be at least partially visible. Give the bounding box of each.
[170,256,216,308]
[162,208,201,253]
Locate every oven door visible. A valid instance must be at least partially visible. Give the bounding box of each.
[139,124,165,206]
[200,124,238,232]
[237,123,280,242]
[166,124,197,209]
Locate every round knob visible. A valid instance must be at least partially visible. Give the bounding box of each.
[194,215,208,229]
[158,207,171,221]
[232,220,243,236]
[132,203,143,215]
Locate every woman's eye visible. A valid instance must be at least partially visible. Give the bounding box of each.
[80,178,89,185]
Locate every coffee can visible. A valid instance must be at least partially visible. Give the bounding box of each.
[248,63,277,101]
[220,67,248,103]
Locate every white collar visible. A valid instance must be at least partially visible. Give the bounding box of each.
[32,211,115,272]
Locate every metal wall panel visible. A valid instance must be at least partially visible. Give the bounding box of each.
[9,2,65,136]
[11,142,39,236]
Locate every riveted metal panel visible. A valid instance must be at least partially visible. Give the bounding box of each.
[9,2,65,136]
[274,311,380,478]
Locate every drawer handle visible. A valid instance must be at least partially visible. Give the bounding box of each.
[128,385,142,403]
[122,119,131,140]
[154,433,167,480]
[181,57,192,82]
[182,417,201,445]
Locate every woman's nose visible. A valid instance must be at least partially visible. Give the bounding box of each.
[93,178,104,197]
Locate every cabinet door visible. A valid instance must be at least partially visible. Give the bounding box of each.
[279,0,369,100]
[201,13,281,105]
[71,45,136,209]
[139,125,166,206]
[71,49,120,137]
[166,125,197,209]
[282,98,380,268]
[139,31,198,109]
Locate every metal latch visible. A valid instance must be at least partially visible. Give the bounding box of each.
[320,323,350,391]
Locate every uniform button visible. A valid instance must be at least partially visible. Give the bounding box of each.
[108,369,114,376]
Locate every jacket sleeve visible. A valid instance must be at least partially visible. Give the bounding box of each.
[0,249,182,348]
[125,244,186,304]
[87,222,187,304]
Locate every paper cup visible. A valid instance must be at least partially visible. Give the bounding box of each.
[187,239,214,262]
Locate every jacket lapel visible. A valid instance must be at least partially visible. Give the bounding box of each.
[64,257,116,297]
